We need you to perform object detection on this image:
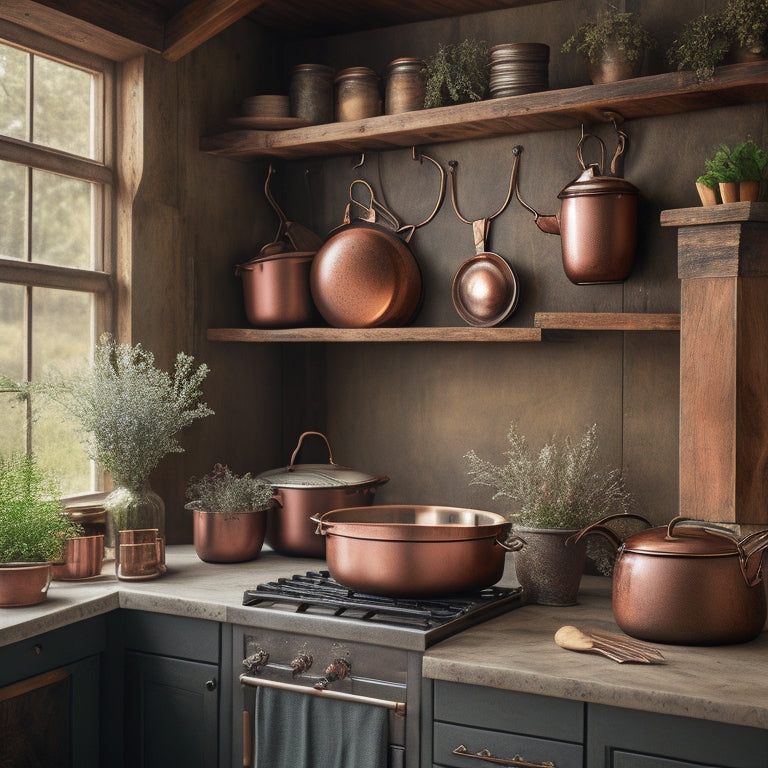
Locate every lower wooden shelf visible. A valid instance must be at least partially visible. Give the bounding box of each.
[207,313,680,342]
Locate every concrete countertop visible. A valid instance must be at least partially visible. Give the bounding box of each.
[2,547,767,730]
[422,576,768,730]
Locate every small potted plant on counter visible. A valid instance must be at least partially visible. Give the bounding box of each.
[422,38,491,107]
[0,453,83,606]
[465,422,634,606]
[186,463,274,563]
[561,4,657,84]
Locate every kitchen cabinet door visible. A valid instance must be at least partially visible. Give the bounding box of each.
[0,617,105,767]
[588,703,768,768]
[124,650,219,768]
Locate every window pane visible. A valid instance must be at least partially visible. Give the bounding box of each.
[0,160,27,260]
[0,284,26,456]
[33,55,93,158]
[31,169,92,268]
[0,43,29,141]
[31,287,92,494]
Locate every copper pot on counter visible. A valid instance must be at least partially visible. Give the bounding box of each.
[258,432,389,557]
[572,515,768,645]
[312,505,520,597]
[514,126,638,284]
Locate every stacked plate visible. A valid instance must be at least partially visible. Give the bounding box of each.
[489,43,549,98]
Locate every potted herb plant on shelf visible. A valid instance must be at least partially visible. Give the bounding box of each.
[29,334,213,550]
[0,453,83,606]
[465,422,634,606]
[667,13,730,82]
[699,139,767,204]
[185,464,274,563]
[721,0,768,61]
[422,39,491,108]
[561,4,657,84]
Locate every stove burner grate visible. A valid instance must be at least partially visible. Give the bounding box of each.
[242,571,522,631]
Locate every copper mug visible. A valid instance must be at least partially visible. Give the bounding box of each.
[119,542,160,578]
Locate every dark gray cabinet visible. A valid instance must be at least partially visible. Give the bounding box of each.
[588,703,768,768]
[111,610,230,768]
[424,681,768,768]
[423,679,585,768]
[0,617,105,767]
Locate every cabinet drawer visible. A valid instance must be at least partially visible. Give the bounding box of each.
[433,680,584,742]
[433,721,583,768]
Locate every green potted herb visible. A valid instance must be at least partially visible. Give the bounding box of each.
[0,453,83,606]
[667,13,730,82]
[185,464,274,563]
[562,4,656,84]
[465,423,634,606]
[721,0,768,60]
[698,139,767,204]
[422,39,491,108]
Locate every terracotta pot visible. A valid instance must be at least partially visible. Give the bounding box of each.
[719,181,739,203]
[508,528,587,606]
[312,505,516,597]
[739,180,760,202]
[0,563,51,607]
[51,534,104,580]
[191,508,268,563]
[695,182,718,206]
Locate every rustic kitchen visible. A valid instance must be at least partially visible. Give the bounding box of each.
[2,0,768,766]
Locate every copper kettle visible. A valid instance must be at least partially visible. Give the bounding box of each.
[514,127,638,285]
[571,515,768,645]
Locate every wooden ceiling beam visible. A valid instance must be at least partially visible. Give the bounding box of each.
[162,0,267,61]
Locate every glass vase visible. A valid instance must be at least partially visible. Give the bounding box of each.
[105,484,165,569]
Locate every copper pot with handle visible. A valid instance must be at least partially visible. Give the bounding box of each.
[571,514,768,645]
[514,124,638,284]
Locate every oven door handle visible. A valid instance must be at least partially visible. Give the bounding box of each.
[240,673,407,715]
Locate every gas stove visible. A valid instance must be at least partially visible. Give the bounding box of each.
[236,570,523,768]
[242,569,523,646]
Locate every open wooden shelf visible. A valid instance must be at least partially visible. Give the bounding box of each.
[200,61,768,160]
[207,313,681,342]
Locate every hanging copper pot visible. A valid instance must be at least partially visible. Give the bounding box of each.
[514,125,638,284]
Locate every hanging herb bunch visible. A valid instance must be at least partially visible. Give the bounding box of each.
[423,39,491,108]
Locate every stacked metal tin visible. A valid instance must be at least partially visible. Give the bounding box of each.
[489,43,549,97]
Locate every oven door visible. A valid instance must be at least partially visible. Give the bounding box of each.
[235,626,407,768]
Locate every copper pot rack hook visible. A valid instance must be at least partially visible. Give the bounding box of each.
[447,150,521,226]
[352,153,365,170]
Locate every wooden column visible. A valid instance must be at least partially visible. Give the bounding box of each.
[661,202,768,525]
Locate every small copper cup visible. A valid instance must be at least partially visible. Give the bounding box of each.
[119,542,160,579]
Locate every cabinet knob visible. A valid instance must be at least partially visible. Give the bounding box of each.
[205,679,217,691]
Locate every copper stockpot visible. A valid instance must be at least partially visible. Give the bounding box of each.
[258,432,389,557]
[572,515,768,645]
[312,505,520,597]
[514,128,638,284]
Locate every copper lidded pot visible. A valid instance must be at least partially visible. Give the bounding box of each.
[334,66,382,121]
[571,515,768,645]
[258,431,389,558]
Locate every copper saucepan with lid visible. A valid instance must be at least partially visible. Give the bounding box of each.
[312,504,521,597]
[571,514,768,645]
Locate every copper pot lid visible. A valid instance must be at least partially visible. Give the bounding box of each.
[558,165,638,198]
[257,431,388,490]
[623,521,740,557]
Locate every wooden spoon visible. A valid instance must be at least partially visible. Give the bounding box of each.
[554,625,663,664]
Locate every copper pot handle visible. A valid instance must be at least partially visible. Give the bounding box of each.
[497,533,526,552]
[289,431,334,468]
[567,513,652,548]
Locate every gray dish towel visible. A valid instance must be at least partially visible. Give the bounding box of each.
[254,686,389,768]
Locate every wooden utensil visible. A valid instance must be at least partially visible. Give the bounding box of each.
[554,625,664,664]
